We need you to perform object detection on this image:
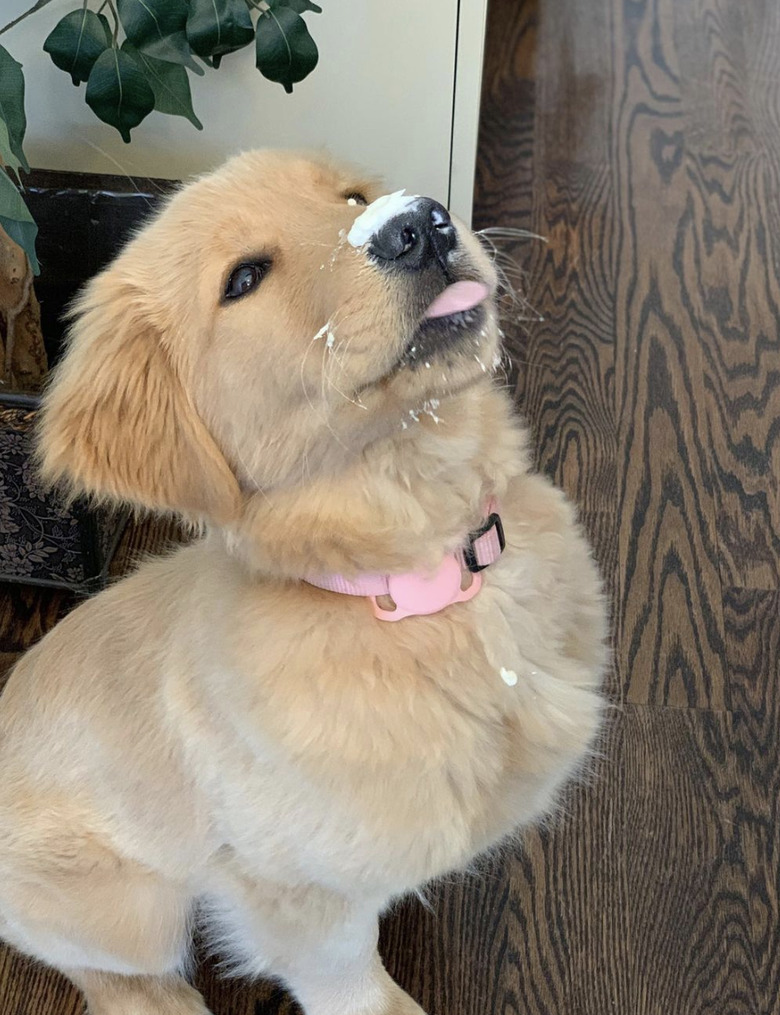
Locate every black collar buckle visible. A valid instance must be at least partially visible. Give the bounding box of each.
[462,512,505,573]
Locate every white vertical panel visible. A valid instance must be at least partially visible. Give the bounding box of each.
[448,0,490,225]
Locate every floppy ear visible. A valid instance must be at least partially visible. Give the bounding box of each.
[38,271,242,524]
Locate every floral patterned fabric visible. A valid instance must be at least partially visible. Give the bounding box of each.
[0,402,126,591]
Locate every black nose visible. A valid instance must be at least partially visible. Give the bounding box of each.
[368,199,457,271]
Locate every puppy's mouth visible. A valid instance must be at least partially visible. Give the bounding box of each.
[400,281,491,367]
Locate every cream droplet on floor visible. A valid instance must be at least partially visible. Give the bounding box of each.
[500,667,518,686]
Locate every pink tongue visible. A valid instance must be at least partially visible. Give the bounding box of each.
[424,281,491,319]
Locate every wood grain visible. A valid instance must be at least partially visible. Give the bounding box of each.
[0,949,82,1015]
[0,652,19,689]
[621,705,757,1014]
[726,589,780,1013]
[473,0,537,234]
[610,0,728,709]
[0,582,75,654]
[677,4,780,590]
[474,0,620,698]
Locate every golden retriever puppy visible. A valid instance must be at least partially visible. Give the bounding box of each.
[0,151,606,1015]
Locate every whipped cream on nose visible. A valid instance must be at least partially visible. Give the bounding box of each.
[347,190,421,247]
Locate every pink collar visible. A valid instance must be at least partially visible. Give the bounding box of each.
[304,506,505,621]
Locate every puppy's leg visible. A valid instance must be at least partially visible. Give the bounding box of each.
[206,868,424,1015]
[0,833,211,1014]
[66,971,212,1015]
[1,859,191,975]
[291,951,426,1015]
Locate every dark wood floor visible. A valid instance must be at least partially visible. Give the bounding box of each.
[2,0,780,1011]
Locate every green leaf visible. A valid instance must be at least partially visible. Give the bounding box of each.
[141,29,205,75]
[116,0,204,75]
[186,0,254,69]
[123,41,202,130]
[0,116,23,183]
[43,9,112,86]
[276,0,322,13]
[116,0,186,44]
[0,168,39,274]
[85,47,155,143]
[256,4,318,94]
[0,44,29,174]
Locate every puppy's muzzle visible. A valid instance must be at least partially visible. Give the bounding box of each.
[368,199,457,272]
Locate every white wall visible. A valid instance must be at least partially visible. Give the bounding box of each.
[4,0,484,219]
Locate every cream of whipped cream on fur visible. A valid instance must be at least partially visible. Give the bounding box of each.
[347,191,421,248]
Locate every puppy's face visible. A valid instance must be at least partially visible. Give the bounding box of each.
[39,151,500,519]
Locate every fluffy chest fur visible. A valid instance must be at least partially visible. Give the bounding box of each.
[169,471,606,896]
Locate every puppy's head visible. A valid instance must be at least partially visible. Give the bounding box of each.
[39,150,499,523]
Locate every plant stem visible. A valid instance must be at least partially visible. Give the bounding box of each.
[0,0,59,38]
[104,0,120,45]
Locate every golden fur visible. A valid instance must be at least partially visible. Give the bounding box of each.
[0,151,607,1015]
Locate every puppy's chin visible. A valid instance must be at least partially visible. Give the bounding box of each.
[399,304,489,367]
[384,305,501,401]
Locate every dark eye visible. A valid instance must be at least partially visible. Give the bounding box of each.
[345,191,368,206]
[223,260,271,301]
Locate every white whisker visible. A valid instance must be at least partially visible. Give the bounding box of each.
[300,319,358,450]
[76,136,168,202]
[232,444,275,508]
[476,226,548,243]
[475,227,545,333]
